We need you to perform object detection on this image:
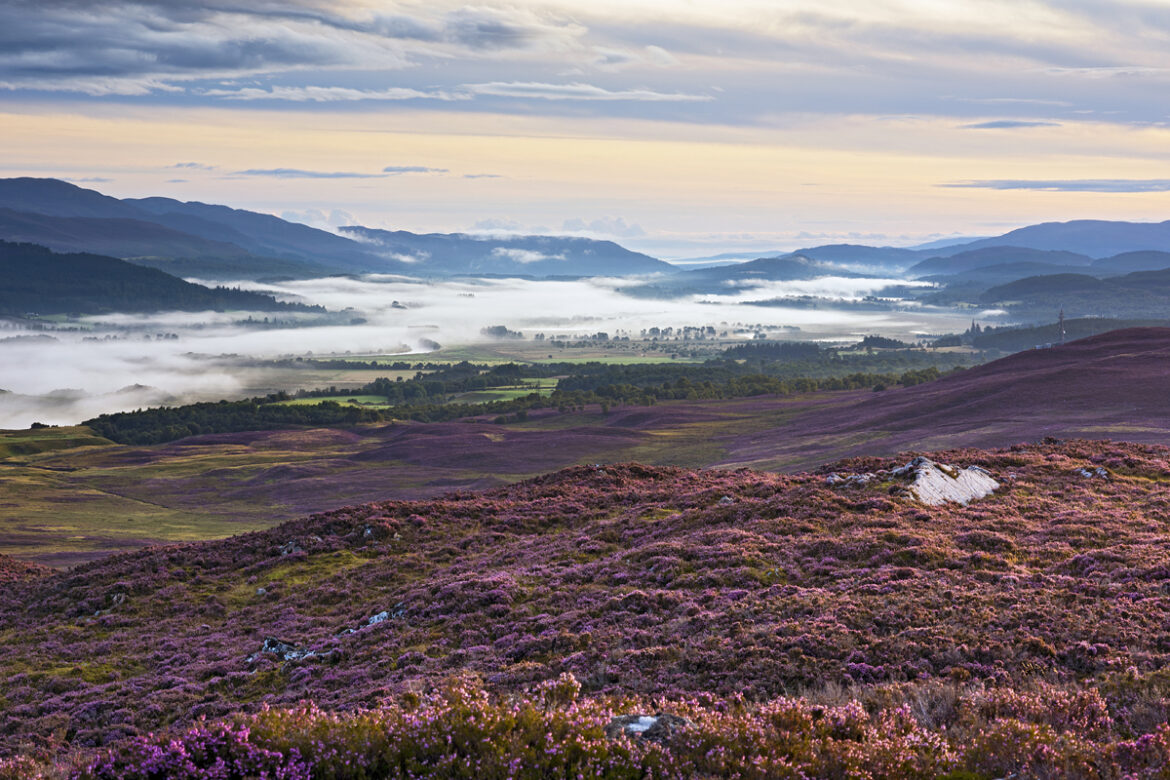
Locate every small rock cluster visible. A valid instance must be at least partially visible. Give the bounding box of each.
[605,713,690,744]
[826,456,999,506]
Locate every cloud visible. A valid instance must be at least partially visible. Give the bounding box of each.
[644,45,679,67]
[491,247,565,263]
[463,81,712,102]
[236,168,385,179]
[959,120,1061,129]
[165,178,188,183]
[382,165,448,175]
[0,1,577,96]
[385,252,428,264]
[471,218,524,232]
[63,176,112,183]
[202,86,465,102]
[464,173,502,179]
[950,97,1073,106]
[170,162,216,170]
[562,216,646,238]
[941,179,1170,192]
[281,208,359,231]
[1045,66,1169,79]
[444,7,553,51]
[592,44,680,71]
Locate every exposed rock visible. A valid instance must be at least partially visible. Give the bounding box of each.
[1077,466,1109,479]
[825,472,876,486]
[605,712,690,744]
[247,636,334,664]
[366,610,390,626]
[279,540,303,556]
[718,495,736,505]
[827,457,998,506]
[894,457,999,506]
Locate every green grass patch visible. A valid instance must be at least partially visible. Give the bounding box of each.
[275,395,396,408]
[0,426,113,460]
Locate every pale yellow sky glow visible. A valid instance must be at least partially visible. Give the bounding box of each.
[3,0,1170,255]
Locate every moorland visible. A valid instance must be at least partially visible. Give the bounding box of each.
[9,178,1170,777]
[6,438,1170,778]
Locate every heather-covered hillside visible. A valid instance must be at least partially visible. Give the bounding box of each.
[745,327,1170,468]
[7,440,1170,776]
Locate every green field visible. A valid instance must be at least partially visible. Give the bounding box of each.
[271,378,562,409]
[0,425,112,459]
[277,394,397,408]
[420,342,708,365]
[448,378,560,403]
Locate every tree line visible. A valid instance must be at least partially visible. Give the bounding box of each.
[85,360,960,445]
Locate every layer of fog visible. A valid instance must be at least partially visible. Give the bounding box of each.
[697,277,934,304]
[0,275,979,429]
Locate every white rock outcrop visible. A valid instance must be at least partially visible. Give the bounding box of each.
[892,457,999,506]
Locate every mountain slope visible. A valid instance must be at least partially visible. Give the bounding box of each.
[690,253,865,281]
[734,327,1170,467]
[1092,250,1170,273]
[944,219,1170,258]
[0,208,255,260]
[908,246,1093,276]
[0,178,672,280]
[0,241,318,315]
[622,253,867,297]
[340,226,673,276]
[920,261,1103,286]
[780,243,921,270]
[0,177,142,219]
[127,197,400,274]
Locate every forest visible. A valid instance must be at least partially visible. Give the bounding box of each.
[85,348,964,445]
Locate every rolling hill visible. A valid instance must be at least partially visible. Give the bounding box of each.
[907,246,1093,277]
[950,218,1170,258]
[5,438,1170,777]
[7,329,1170,775]
[621,253,868,297]
[0,178,673,280]
[339,226,673,277]
[0,241,320,315]
[736,327,1170,466]
[974,267,1170,318]
[1092,249,1170,274]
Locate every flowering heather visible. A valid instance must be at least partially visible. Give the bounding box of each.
[5,439,1170,776]
[0,554,51,584]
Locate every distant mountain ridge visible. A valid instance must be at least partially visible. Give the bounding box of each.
[5,177,1170,286]
[0,240,318,315]
[908,246,1094,277]
[777,220,1170,274]
[0,178,672,280]
[339,226,670,277]
[951,219,1170,258]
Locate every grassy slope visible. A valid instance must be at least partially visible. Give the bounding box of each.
[0,397,829,566]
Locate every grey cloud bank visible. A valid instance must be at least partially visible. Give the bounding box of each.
[943,179,1170,193]
[5,0,1170,129]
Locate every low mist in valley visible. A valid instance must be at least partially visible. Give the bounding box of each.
[0,275,979,429]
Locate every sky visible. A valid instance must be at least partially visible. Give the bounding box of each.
[3,0,1170,258]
